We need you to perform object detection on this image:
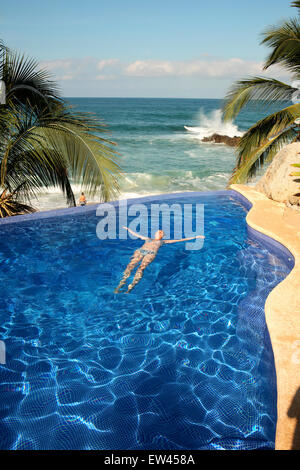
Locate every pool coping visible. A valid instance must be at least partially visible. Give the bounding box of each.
[0,189,246,225]
[0,187,299,450]
[230,184,300,451]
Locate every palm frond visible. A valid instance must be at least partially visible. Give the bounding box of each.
[0,43,121,212]
[229,103,300,184]
[3,51,61,111]
[223,77,294,121]
[230,128,297,184]
[261,18,300,75]
[223,1,300,185]
[30,105,121,201]
[291,1,300,11]
[0,189,35,218]
[45,128,121,199]
[0,104,121,206]
[0,39,7,76]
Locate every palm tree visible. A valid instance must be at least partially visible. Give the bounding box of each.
[223,1,300,184]
[0,42,121,217]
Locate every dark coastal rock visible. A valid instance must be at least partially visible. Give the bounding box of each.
[201,133,241,147]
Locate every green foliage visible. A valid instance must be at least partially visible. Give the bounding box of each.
[223,77,297,122]
[223,2,300,184]
[261,18,300,75]
[291,1,300,11]
[0,41,121,216]
[290,162,300,177]
[0,188,35,218]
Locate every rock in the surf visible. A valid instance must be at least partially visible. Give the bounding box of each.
[201,133,241,147]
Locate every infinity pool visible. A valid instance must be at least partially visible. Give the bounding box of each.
[0,191,293,450]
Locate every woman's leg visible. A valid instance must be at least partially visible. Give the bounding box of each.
[126,254,156,293]
[114,251,143,293]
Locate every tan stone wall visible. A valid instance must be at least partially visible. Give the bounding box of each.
[230,184,300,451]
[256,142,300,203]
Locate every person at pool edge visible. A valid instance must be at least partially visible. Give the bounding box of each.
[78,192,87,206]
[114,227,205,294]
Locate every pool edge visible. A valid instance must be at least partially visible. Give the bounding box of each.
[0,190,232,226]
[230,184,300,451]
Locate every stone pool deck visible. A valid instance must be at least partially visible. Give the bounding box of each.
[231,184,300,451]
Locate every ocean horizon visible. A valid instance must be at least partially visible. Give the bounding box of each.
[33,97,286,211]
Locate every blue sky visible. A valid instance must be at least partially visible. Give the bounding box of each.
[0,0,295,97]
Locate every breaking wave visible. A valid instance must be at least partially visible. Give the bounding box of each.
[184,109,243,140]
[31,171,232,210]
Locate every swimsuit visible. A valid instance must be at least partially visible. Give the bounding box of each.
[138,248,156,256]
[138,240,163,256]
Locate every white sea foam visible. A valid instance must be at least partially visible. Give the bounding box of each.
[24,101,242,212]
[184,109,243,140]
[30,170,232,211]
[27,108,240,211]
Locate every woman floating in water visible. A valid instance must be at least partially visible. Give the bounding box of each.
[114,227,205,293]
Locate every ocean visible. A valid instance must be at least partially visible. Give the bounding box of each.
[33,98,282,210]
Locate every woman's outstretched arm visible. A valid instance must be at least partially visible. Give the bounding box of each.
[122,226,149,240]
[164,235,205,244]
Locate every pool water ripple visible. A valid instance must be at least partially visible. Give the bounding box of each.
[0,193,293,450]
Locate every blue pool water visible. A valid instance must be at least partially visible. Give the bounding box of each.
[0,192,293,450]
